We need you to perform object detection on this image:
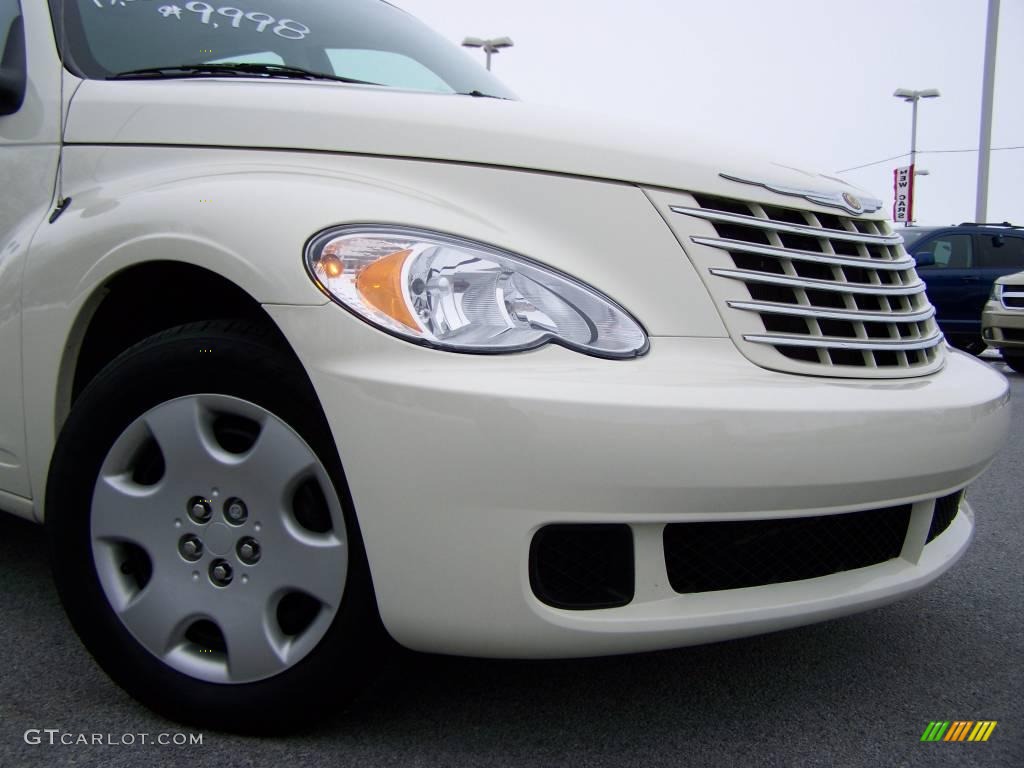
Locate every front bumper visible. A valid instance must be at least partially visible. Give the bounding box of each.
[983,301,1024,353]
[267,303,1010,658]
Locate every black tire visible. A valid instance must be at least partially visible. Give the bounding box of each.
[950,336,987,356]
[1003,352,1024,375]
[47,320,384,733]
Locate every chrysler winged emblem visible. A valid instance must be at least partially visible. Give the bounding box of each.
[720,173,883,215]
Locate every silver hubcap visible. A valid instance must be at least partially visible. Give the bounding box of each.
[90,394,348,684]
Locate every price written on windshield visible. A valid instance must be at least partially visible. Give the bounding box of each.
[89,0,311,40]
[161,2,310,39]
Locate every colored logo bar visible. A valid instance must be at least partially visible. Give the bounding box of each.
[921,721,997,742]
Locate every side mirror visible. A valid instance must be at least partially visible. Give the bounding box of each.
[0,15,26,117]
[913,252,936,268]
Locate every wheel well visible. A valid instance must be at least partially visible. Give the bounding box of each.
[71,262,278,404]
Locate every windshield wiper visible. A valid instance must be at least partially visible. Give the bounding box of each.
[458,90,510,100]
[108,62,382,86]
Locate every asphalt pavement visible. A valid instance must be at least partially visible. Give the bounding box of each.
[1,356,1021,768]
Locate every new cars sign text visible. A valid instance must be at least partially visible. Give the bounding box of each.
[893,165,914,223]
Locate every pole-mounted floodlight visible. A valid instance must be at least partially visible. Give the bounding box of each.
[893,88,941,225]
[893,88,940,101]
[462,36,514,71]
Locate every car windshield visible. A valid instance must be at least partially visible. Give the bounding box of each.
[50,0,516,98]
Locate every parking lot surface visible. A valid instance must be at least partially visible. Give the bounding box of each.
[1,357,1020,768]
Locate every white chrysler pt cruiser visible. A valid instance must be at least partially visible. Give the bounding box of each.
[0,0,1010,731]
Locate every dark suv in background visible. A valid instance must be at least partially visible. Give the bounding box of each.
[902,222,1024,354]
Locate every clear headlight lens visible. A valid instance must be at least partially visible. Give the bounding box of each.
[304,227,648,358]
[989,282,1002,301]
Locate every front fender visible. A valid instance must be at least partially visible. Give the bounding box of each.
[22,145,723,513]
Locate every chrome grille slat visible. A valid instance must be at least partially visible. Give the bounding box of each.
[1002,291,1024,310]
[671,205,904,246]
[691,236,915,271]
[675,193,945,377]
[744,332,944,351]
[727,300,935,324]
[709,268,925,296]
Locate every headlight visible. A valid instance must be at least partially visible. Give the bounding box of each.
[304,226,649,358]
[989,282,1002,302]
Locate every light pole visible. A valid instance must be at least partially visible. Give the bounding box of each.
[461,36,514,71]
[976,0,1000,222]
[893,88,940,225]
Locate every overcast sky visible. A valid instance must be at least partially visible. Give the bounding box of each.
[398,0,1022,228]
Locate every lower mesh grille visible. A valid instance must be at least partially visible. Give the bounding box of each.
[664,505,911,593]
[927,490,964,543]
[1001,328,1024,342]
[529,524,634,610]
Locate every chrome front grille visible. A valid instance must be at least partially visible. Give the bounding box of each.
[671,194,945,377]
[1002,289,1024,309]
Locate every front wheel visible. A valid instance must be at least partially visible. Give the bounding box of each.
[1003,352,1024,375]
[47,321,382,732]
[951,336,987,356]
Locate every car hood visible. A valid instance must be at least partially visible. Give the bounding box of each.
[995,269,1024,287]
[66,78,869,202]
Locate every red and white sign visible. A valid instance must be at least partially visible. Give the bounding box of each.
[893,165,914,223]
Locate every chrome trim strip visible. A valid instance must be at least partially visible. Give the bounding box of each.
[719,173,884,215]
[727,300,935,324]
[743,332,944,351]
[709,268,926,296]
[670,205,903,246]
[690,236,913,270]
